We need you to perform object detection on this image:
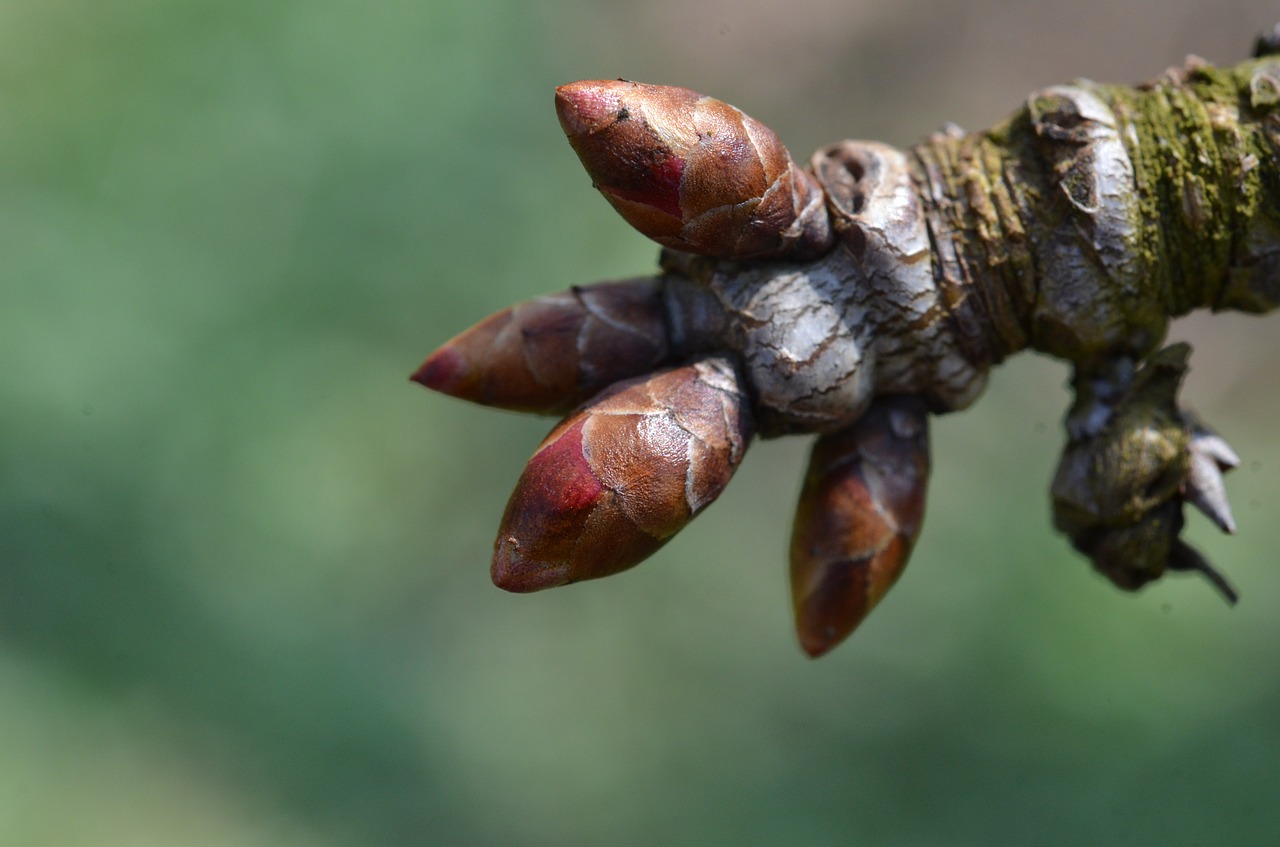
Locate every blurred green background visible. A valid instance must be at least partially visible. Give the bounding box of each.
[5,0,1280,844]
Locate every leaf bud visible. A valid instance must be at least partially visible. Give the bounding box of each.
[789,396,930,657]
[555,79,833,260]
[492,357,754,591]
[412,278,672,414]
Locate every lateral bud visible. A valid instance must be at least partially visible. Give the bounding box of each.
[412,278,672,415]
[492,357,754,592]
[555,79,833,260]
[1050,343,1239,603]
[789,396,930,658]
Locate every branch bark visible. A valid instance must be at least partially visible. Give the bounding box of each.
[416,35,1280,654]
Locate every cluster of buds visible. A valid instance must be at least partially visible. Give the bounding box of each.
[416,35,1280,656]
[417,80,915,655]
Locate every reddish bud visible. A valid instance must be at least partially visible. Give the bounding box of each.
[555,79,832,260]
[412,278,672,414]
[789,396,930,657]
[492,357,753,591]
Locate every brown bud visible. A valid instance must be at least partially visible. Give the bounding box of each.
[412,278,672,414]
[492,357,753,591]
[789,396,930,658]
[555,79,832,260]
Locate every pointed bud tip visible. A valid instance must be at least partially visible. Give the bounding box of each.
[411,345,466,395]
[491,537,570,593]
[798,628,840,659]
[792,564,867,659]
[555,80,628,137]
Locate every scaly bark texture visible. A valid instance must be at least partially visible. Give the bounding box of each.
[417,37,1280,655]
[911,55,1280,369]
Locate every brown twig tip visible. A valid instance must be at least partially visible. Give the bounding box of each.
[491,357,754,592]
[555,79,832,260]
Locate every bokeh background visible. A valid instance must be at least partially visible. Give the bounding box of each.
[5,0,1280,844]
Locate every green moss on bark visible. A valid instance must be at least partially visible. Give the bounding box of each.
[911,56,1280,366]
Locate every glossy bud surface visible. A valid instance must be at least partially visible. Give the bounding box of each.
[493,357,754,591]
[413,279,672,414]
[555,79,832,260]
[789,396,930,657]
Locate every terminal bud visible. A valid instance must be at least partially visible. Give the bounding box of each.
[555,79,832,260]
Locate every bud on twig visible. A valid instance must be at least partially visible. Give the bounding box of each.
[1051,344,1239,603]
[412,278,672,414]
[789,396,930,657]
[492,357,753,592]
[555,80,833,260]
